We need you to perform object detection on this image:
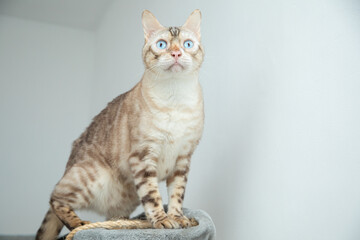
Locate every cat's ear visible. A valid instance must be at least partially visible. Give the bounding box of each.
[182,9,202,40]
[142,10,164,41]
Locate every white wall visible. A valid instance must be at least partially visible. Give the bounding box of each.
[1,0,360,239]
[0,15,94,234]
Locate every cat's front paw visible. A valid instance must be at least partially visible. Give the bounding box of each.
[168,213,192,228]
[153,216,180,229]
[70,220,91,230]
[79,220,91,226]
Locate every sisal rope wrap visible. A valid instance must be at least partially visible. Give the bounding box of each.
[65,218,199,240]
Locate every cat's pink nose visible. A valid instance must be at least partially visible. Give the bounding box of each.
[171,50,182,60]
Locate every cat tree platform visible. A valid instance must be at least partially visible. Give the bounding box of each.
[0,208,215,240]
[69,207,215,240]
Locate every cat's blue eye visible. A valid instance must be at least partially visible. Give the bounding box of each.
[156,40,167,49]
[184,40,194,49]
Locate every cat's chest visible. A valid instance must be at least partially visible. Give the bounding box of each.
[157,110,190,136]
[140,79,203,179]
[153,106,202,141]
[151,108,203,180]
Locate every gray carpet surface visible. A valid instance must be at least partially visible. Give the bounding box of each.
[74,208,216,240]
[0,207,215,240]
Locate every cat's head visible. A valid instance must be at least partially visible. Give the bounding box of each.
[142,10,204,74]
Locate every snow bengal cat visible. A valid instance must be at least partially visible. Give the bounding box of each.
[36,9,204,240]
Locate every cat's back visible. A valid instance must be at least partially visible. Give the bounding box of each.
[65,89,133,170]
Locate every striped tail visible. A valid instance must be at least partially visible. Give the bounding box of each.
[36,208,64,240]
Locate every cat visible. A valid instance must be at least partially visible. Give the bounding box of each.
[35,9,204,240]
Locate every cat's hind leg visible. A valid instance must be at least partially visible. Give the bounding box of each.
[50,161,98,230]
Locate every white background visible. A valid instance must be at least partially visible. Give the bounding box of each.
[0,0,360,239]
